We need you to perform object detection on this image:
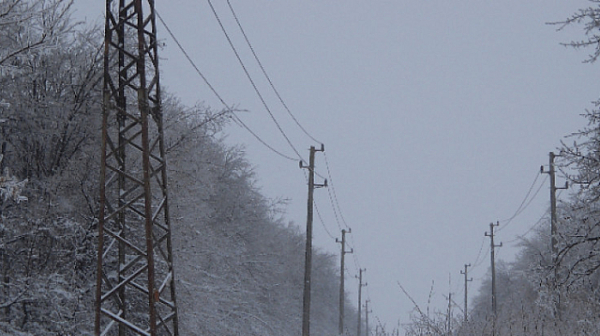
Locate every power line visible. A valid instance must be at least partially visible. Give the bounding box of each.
[344,265,353,278]
[314,169,328,182]
[498,171,548,232]
[156,10,229,108]
[206,0,305,162]
[313,154,345,234]
[503,210,549,245]
[471,237,485,268]
[343,238,361,280]
[165,2,350,254]
[231,115,298,161]
[161,4,374,314]
[159,6,381,327]
[323,185,344,232]
[476,247,490,270]
[324,152,351,229]
[471,236,489,271]
[349,238,362,276]
[314,199,336,240]
[506,175,548,224]
[225,0,322,145]
[300,162,340,243]
[156,10,297,162]
[501,170,541,222]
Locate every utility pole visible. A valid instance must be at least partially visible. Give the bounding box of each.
[541,152,568,265]
[300,144,326,336]
[357,268,367,336]
[96,1,179,335]
[337,228,353,335]
[447,292,452,335]
[485,221,502,335]
[446,273,453,336]
[364,299,372,336]
[460,264,473,323]
[541,151,568,319]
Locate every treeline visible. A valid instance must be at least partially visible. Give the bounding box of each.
[403,4,600,336]
[0,1,356,335]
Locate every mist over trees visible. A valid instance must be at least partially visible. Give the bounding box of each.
[0,1,357,335]
[8,1,600,335]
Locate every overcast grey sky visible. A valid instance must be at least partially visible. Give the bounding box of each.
[75,1,600,333]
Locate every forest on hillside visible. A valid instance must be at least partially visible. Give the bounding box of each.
[5,1,600,336]
[0,1,358,335]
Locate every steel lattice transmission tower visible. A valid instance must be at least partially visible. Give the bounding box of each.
[95,0,179,335]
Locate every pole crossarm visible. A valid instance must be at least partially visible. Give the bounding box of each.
[96,1,179,335]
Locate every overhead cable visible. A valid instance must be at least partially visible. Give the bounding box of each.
[156,10,297,162]
[498,171,548,232]
[226,0,322,145]
[206,0,305,162]
[324,152,351,229]
[503,211,549,245]
[314,200,336,240]
[470,237,487,270]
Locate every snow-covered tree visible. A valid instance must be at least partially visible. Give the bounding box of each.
[454,3,600,334]
[165,100,354,335]
[0,0,73,67]
[0,2,355,334]
[0,155,28,205]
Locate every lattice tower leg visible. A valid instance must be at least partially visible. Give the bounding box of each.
[95,1,179,335]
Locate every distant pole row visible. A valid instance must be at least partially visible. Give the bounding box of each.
[459,151,568,335]
[303,152,567,336]
[300,145,373,336]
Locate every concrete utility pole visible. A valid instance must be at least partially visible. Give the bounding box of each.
[364,299,372,336]
[357,268,367,336]
[96,1,179,335]
[460,264,473,323]
[447,292,452,335]
[541,151,568,319]
[300,144,326,336]
[337,228,353,335]
[541,152,568,264]
[485,221,502,335]
[485,222,502,316]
